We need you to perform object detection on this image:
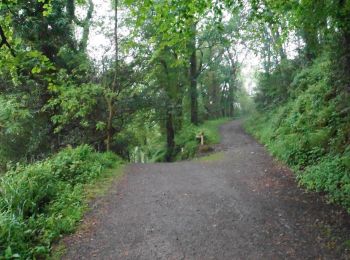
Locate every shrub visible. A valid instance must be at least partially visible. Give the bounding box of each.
[50,145,118,184]
[175,124,198,160]
[298,155,350,210]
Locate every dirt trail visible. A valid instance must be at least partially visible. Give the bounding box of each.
[63,120,350,259]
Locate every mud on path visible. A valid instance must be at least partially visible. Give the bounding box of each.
[63,120,350,259]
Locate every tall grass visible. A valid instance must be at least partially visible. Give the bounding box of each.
[0,145,122,258]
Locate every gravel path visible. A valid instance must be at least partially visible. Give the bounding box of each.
[63,120,350,259]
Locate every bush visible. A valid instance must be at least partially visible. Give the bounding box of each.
[50,145,118,184]
[299,155,350,210]
[175,124,198,160]
[0,145,121,259]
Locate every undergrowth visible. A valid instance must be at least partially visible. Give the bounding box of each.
[0,145,122,259]
[245,55,350,212]
[145,118,230,162]
[174,118,230,160]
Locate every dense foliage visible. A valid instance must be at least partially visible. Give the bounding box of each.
[0,0,247,167]
[0,145,121,258]
[245,0,350,211]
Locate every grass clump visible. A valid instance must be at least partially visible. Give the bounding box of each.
[195,152,225,162]
[0,145,122,259]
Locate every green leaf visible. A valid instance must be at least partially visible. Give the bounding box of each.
[31,66,41,74]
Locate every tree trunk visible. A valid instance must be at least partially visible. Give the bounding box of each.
[263,25,272,74]
[174,82,184,132]
[189,24,198,125]
[274,28,286,61]
[79,0,94,52]
[229,58,237,117]
[105,0,119,152]
[113,0,119,91]
[301,27,318,62]
[339,0,350,92]
[228,85,234,117]
[165,108,175,162]
[106,97,113,152]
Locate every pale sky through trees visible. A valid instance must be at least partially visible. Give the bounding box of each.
[79,0,264,95]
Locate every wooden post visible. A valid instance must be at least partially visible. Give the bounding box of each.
[196,131,204,145]
[200,132,204,145]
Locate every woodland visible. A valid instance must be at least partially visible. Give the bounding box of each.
[0,0,349,258]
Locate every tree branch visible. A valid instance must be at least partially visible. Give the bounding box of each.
[0,25,15,56]
[79,0,94,51]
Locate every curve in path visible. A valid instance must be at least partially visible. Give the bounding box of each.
[63,120,350,259]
